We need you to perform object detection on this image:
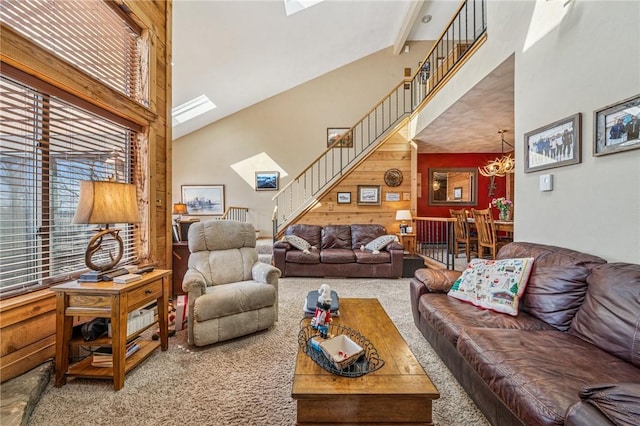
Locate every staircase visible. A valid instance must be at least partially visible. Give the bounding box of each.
[272,0,487,236]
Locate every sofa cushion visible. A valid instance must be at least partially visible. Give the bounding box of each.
[194,281,276,321]
[350,224,387,249]
[321,225,352,250]
[354,249,391,264]
[320,248,356,264]
[457,328,640,426]
[285,249,320,264]
[418,293,552,347]
[362,234,398,254]
[414,268,462,293]
[448,257,535,316]
[569,263,640,368]
[520,265,592,332]
[285,224,322,248]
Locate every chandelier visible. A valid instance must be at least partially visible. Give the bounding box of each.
[478,130,515,177]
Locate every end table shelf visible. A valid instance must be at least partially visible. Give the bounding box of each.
[52,269,171,390]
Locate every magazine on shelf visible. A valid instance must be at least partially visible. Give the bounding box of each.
[303,290,340,317]
[91,337,141,367]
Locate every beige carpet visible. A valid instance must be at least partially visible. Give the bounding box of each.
[28,277,489,426]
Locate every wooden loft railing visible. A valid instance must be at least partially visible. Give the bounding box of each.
[272,0,487,235]
[219,206,249,222]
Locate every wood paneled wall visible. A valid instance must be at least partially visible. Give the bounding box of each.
[298,132,413,234]
[0,0,172,382]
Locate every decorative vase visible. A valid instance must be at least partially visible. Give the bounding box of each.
[499,210,510,221]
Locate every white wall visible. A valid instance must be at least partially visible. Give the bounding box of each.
[412,0,640,262]
[173,42,431,236]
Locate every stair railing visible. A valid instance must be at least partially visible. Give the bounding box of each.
[272,0,487,235]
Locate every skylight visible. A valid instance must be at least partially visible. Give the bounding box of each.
[172,95,216,126]
[284,0,325,16]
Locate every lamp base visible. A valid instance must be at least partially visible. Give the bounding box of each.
[85,228,124,272]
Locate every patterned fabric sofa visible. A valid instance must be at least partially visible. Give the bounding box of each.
[410,242,640,426]
[273,224,404,278]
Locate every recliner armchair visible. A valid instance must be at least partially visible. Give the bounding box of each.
[182,220,280,346]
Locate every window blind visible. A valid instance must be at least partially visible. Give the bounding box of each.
[0,75,139,297]
[0,0,148,106]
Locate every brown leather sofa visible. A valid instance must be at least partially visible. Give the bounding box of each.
[273,224,403,278]
[410,242,640,426]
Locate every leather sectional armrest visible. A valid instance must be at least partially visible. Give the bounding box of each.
[413,268,462,293]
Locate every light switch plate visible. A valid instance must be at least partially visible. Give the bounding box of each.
[539,174,553,191]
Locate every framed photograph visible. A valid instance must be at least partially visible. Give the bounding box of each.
[181,185,225,215]
[453,187,462,200]
[255,171,279,191]
[357,185,381,205]
[385,192,400,202]
[337,192,351,204]
[524,113,581,173]
[327,128,353,148]
[402,192,411,201]
[594,94,640,156]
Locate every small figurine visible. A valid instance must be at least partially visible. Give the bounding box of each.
[311,283,332,338]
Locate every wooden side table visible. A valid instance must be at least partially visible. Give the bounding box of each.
[172,242,190,297]
[52,270,171,390]
[396,233,417,255]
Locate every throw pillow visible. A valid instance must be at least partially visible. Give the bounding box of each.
[283,235,314,254]
[447,257,535,315]
[361,235,399,254]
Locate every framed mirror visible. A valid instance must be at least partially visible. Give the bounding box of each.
[428,168,477,206]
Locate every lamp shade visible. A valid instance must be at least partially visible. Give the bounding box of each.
[72,181,141,225]
[395,210,412,221]
[172,202,188,215]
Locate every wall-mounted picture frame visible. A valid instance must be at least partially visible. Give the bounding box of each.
[181,184,225,215]
[255,171,279,191]
[337,192,351,204]
[453,187,462,200]
[402,192,411,201]
[385,192,400,202]
[524,113,581,173]
[357,185,381,205]
[593,94,640,157]
[327,128,353,148]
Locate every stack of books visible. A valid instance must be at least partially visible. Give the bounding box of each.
[304,289,340,317]
[91,337,141,368]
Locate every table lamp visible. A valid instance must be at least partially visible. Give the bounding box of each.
[72,180,141,273]
[395,210,412,234]
[172,202,188,224]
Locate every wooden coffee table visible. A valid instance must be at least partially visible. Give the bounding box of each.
[292,298,440,425]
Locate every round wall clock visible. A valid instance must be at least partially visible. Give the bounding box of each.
[384,168,403,187]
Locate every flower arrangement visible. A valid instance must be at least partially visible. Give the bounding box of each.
[492,197,513,220]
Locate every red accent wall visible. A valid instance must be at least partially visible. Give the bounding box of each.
[417,153,508,218]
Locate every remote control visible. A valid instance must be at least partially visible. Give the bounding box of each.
[136,266,155,274]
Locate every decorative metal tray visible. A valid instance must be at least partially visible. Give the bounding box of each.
[298,323,385,377]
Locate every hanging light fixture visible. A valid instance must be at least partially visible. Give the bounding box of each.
[479,130,515,177]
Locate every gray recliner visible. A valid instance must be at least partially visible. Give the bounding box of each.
[182,220,280,346]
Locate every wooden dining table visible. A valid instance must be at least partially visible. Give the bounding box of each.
[467,217,514,234]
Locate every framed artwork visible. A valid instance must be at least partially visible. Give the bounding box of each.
[255,171,279,191]
[337,192,351,204]
[453,187,462,200]
[524,113,581,173]
[402,192,411,201]
[357,185,381,205]
[593,94,640,156]
[181,185,225,215]
[385,192,400,202]
[327,128,353,148]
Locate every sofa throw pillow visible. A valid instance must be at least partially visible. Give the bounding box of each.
[447,257,535,316]
[361,234,398,254]
[283,235,314,254]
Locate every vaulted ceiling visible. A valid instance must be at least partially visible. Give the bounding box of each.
[172,0,514,153]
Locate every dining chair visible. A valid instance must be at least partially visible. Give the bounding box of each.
[449,208,477,264]
[471,208,510,260]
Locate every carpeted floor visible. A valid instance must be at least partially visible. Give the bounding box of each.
[28,277,489,426]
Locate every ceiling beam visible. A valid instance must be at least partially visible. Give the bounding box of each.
[392,0,425,55]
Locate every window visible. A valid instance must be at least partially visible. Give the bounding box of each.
[0,0,148,106]
[0,75,140,297]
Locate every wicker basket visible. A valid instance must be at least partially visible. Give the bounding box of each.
[298,323,385,377]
